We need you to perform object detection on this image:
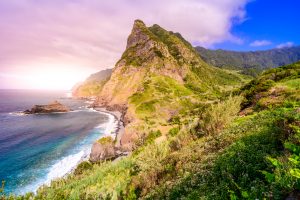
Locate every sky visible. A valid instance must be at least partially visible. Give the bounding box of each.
[0,0,299,89]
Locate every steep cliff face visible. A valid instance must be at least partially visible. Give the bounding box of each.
[98,20,188,106]
[97,20,247,150]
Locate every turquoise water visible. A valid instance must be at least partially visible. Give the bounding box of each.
[0,90,109,195]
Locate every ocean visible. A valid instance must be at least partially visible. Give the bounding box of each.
[0,90,115,195]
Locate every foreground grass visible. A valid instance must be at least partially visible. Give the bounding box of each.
[146,107,299,199]
[4,102,300,200]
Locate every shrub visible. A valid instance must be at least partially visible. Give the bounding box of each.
[0,181,5,199]
[97,136,114,145]
[146,108,298,199]
[74,161,93,175]
[262,114,300,195]
[168,127,179,137]
[145,130,162,144]
[199,95,243,135]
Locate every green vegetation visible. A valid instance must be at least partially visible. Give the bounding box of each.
[198,95,243,135]
[168,127,179,137]
[239,61,300,111]
[196,46,300,77]
[1,181,5,200]
[97,136,114,145]
[130,75,196,120]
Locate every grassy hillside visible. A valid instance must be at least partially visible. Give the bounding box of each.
[6,62,299,200]
[196,46,300,77]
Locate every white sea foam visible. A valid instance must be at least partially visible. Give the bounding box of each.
[45,148,90,185]
[99,112,119,139]
[19,148,90,195]
[19,109,119,195]
[8,112,25,116]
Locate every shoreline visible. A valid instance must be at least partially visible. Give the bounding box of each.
[23,106,123,195]
[48,106,123,179]
[93,107,125,148]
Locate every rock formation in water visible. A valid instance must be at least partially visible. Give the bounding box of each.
[24,100,71,114]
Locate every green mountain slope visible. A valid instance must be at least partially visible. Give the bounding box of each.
[144,61,300,200]
[196,46,300,76]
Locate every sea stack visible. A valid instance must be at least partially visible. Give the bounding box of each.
[24,100,71,114]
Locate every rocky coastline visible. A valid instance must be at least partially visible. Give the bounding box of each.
[41,103,128,189]
[89,106,128,163]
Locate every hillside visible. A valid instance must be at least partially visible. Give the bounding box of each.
[196,46,300,76]
[72,69,112,98]
[9,21,300,200]
[96,19,249,150]
[21,63,299,200]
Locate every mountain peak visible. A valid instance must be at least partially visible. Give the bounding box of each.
[133,19,146,27]
[126,19,151,49]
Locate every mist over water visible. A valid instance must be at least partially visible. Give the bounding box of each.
[0,90,109,194]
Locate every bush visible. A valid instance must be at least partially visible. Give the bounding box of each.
[262,113,300,195]
[146,108,298,199]
[168,127,179,137]
[199,95,243,135]
[145,130,162,144]
[97,136,114,145]
[74,161,93,175]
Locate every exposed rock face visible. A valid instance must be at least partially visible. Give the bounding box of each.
[97,20,195,107]
[95,19,242,151]
[89,137,116,162]
[24,101,71,114]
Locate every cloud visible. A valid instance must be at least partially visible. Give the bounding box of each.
[250,40,272,47]
[276,42,294,49]
[0,0,249,88]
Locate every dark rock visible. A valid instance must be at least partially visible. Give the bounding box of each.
[24,100,71,114]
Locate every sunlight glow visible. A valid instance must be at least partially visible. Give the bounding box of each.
[5,63,96,90]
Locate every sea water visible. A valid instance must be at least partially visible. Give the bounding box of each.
[0,90,114,195]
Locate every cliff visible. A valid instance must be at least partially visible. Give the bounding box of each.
[96,20,248,150]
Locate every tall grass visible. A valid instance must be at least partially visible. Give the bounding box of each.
[199,95,243,135]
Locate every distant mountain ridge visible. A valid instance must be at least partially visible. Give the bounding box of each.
[84,69,112,82]
[72,68,112,97]
[196,46,300,76]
